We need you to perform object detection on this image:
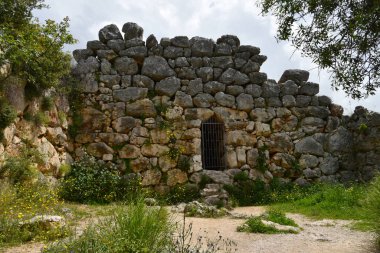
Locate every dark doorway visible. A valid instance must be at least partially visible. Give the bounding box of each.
[201,116,226,170]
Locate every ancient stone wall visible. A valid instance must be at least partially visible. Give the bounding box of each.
[71,22,380,199]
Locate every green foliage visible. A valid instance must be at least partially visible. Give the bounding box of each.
[259,0,380,98]
[0,99,17,139]
[198,174,213,189]
[158,120,172,130]
[237,214,298,234]
[33,111,50,126]
[224,178,268,206]
[44,200,172,253]
[41,96,54,111]
[155,102,168,115]
[167,146,182,160]
[264,210,298,227]
[0,0,46,28]
[177,155,191,172]
[225,176,360,207]
[57,163,71,178]
[271,183,367,220]
[57,111,66,125]
[0,146,45,184]
[0,182,70,247]
[237,217,280,234]
[60,155,124,203]
[233,171,249,181]
[358,123,369,134]
[362,175,380,248]
[65,76,84,138]
[257,145,269,173]
[163,184,200,205]
[0,0,76,96]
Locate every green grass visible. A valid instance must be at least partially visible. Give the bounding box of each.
[362,176,380,248]
[270,183,367,220]
[238,210,298,234]
[43,199,173,253]
[237,216,280,234]
[265,210,298,227]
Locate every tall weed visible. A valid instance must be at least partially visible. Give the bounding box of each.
[363,175,380,248]
[44,199,172,253]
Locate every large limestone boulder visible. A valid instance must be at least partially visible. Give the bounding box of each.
[213,107,248,122]
[219,68,249,85]
[279,69,309,84]
[190,37,214,57]
[98,24,123,43]
[81,108,108,132]
[118,144,140,159]
[167,169,188,186]
[327,127,353,154]
[3,76,26,113]
[141,56,175,81]
[226,130,256,146]
[112,116,140,133]
[46,127,67,146]
[141,144,169,157]
[113,87,147,102]
[159,156,177,172]
[122,22,144,41]
[320,156,339,175]
[142,170,161,186]
[184,108,214,121]
[156,77,181,97]
[295,137,324,156]
[202,170,232,185]
[114,57,138,75]
[87,142,114,158]
[36,137,61,173]
[126,99,157,118]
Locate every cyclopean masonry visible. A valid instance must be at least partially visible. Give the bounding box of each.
[70,22,380,204]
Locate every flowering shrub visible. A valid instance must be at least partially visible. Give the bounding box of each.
[59,154,122,203]
[0,182,69,246]
[59,154,144,203]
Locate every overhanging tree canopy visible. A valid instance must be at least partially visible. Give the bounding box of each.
[0,0,76,96]
[259,0,380,99]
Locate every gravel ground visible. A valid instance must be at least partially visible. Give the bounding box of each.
[3,206,376,253]
[172,206,377,253]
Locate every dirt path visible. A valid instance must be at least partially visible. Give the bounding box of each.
[172,206,376,253]
[3,206,376,253]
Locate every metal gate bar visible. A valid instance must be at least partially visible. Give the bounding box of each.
[201,117,226,170]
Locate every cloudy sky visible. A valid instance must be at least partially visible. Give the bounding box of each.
[35,0,379,114]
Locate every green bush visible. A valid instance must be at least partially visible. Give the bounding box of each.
[265,210,298,227]
[60,155,123,203]
[0,99,17,139]
[0,146,45,184]
[163,184,200,205]
[41,96,54,111]
[44,199,172,253]
[224,177,270,206]
[33,111,50,126]
[237,217,280,234]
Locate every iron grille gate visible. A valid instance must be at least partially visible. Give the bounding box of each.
[201,117,226,170]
